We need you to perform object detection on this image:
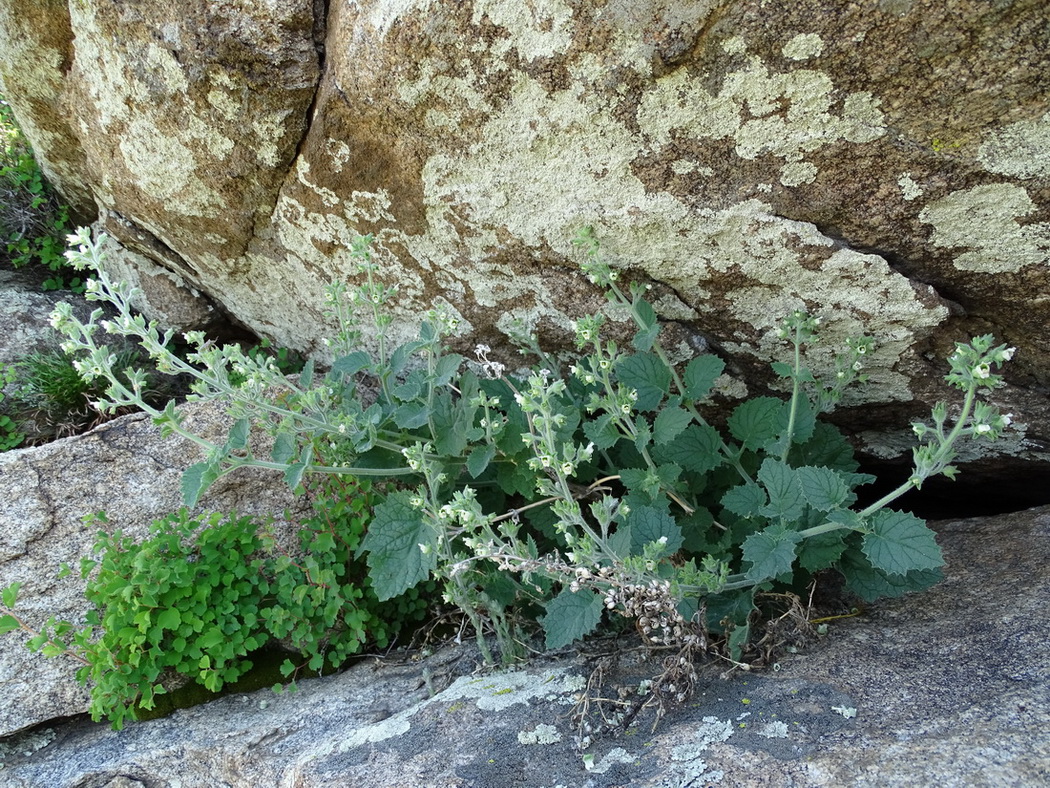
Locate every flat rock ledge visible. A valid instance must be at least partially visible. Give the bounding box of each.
[1,506,1048,788]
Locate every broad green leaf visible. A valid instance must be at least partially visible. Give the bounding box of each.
[330,350,371,378]
[633,414,652,453]
[393,369,426,402]
[862,510,944,576]
[766,397,816,455]
[0,614,19,635]
[156,607,181,632]
[720,483,767,518]
[542,588,604,650]
[583,414,622,450]
[466,444,496,478]
[616,351,671,411]
[684,355,725,401]
[742,524,802,582]
[182,462,220,507]
[727,397,782,451]
[198,626,224,650]
[619,468,649,495]
[626,504,683,557]
[433,354,464,386]
[757,458,806,521]
[226,418,250,451]
[796,466,849,512]
[360,491,437,600]
[652,423,724,474]
[705,588,756,634]
[653,405,692,445]
[840,549,943,601]
[430,391,469,456]
[271,430,295,464]
[632,323,660,352]
[393,401,430,429]
[608,523,632,558]
[797,531,847,572]
[789,423,859,473]
[1,582,19,609]
[389,341,425,375]
[632,299,660,351]
[769,361,793,379]
[284,443,313,491]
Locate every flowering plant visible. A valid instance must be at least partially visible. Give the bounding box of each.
[37,227,1016,675]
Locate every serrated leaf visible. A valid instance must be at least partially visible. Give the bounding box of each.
[770,361,793,379]
[684,355,725,401]
[330,350,371,378]
[583,414,622,450]
[616,351,671,411]
[542,588,604,650]
[790,423,860,473]
[271,430,295,464]
[284,443,313,491]
[796,466,849,512]
[797,531,847,572]
[652,423,724,474]
[393,369,426,402]
[2,582,20,609]
[757,458,806,521]
[862,510,944,576]
[653,405,692,445]
[389,341,425,375]
[466,444,496,478]
[0,614,20,635]
[728,397,782,451]
[632,323,660,352]
[839,549,943,601]
[431,392,469,456]
[626,504,683,558]
[742,524,802,582]
[360,491,437,600]
[721,483,767,518]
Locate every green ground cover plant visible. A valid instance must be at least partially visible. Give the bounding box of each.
[0,475,432,729]
[1,226,1015,727]
[0,98,77,291]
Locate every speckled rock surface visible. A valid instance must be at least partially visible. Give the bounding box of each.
[2,505,1047,787]
[0,1,1047,484]
[0,400,312,738]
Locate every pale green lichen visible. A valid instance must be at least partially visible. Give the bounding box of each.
[518,723,562,745]
[782,33,824,60]
[977,111,1050,180]
[898,173,923,201]
[780,161,817,186]
[919,184,1050,273]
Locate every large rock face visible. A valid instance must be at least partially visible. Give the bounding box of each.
[0,1,1048,481]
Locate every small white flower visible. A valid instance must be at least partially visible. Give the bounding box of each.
[975,423,993,435]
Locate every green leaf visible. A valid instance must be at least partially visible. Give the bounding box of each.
[466,444,496,478]
[684,355,725,401]
[393,401,430,429]
[298,358,315,388]
[2,582,20,609]
[632,323,660,352]
[271,430,296,464]
[797,531,847,573]
[626,505,683,558]
[583,414,622,450]
[360,491,437,600]
[284,443,313,491]
[790,423,859,473]
[839,549,943,601]
[198,626,224,650]
[182,462,220,507]
[156,607,181,632]
[632,299,660,351]
[796,466,849,512]
[226,418,250,451]
[653,405,692,445]
[542,588,604,650]
[433,354,464,386]
[652,423,724,474]
[728,397,782,451]
[757,458,806,521]
[720,483,767,518]
[741,524,802,582]
[330,350,371,378]
[862,510,944,576]
[0,614,20,635]
[431,391,469,456]
[616,351,671,411]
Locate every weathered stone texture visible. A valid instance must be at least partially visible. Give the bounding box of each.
[2,505,1048,786]
[1,1,1048,473]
